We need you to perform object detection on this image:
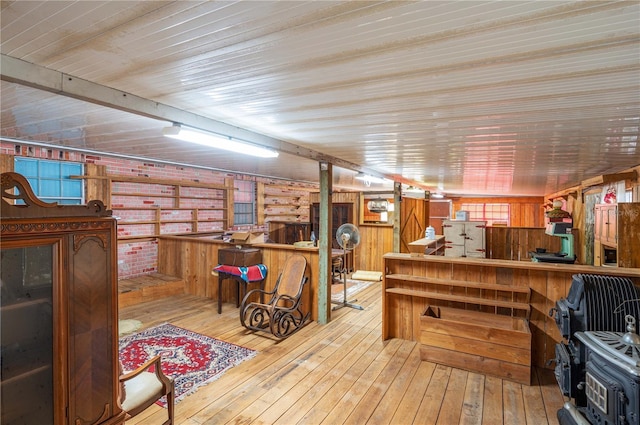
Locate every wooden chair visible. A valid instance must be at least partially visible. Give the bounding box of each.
[239,254,310,338]
[119,355,174,425]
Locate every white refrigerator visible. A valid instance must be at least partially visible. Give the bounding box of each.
[443,220,486,258]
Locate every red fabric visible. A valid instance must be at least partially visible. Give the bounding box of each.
[214,264,267,282]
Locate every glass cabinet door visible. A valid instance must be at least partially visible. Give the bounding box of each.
[1,243,55,425]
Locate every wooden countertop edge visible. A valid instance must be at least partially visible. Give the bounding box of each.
[383,252,640,277]
[157,235,319,251]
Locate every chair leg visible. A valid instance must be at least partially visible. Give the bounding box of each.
[163,389,175,425]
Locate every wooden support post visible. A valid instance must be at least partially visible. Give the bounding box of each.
[317,162,332,324]
[393,181,401,253]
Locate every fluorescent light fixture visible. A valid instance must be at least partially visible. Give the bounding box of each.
[355,172,388,184]
[162,124,279,158]
[431,193,445,199]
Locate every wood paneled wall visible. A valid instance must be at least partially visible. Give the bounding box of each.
[357,224,394,272]
[485,227,568,261]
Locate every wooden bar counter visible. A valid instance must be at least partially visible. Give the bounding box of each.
[383,253,640,371]
[156,235,322,320]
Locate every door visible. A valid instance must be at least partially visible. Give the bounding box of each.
[605,205,618,246]
[443,220,466,257]
[1,239,60,425]
[464,222,486,258]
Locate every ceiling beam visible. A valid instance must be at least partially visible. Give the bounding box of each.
[1,54,386,180]
[580,170,637,188]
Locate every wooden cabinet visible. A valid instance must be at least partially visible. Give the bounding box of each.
[1,172,124,425]
[268,221,311,244]
[443,220,486,258]
[311,203,354,249]
[594,203,618,247]
[594,203,640,268]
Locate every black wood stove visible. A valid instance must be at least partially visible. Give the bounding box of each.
[550,274,640,425]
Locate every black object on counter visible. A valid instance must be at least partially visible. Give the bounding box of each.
[530,252,576,264]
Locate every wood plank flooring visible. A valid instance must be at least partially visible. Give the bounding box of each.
[119,281,564,425]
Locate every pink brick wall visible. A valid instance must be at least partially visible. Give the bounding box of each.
[3,141,317,280]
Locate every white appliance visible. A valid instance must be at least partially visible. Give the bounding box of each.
[443,220,486,258]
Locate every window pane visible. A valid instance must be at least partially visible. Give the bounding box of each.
[39,161,60,178]
[15,159,38,177]
[61,162,83,177]
[62,180,82,196]
[460,203,510,226]
[234,181,255,225]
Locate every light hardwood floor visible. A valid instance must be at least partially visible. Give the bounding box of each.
[119,281,564,425]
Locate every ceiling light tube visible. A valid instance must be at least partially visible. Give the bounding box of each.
[162,124,279,158]
[355,172,388,184]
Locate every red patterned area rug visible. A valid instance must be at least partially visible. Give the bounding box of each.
[119,323,257,407]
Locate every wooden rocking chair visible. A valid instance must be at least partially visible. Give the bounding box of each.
[239,254,310,338]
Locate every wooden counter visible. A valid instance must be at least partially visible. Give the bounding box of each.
[157,236,324,320]
[383,253,640,370]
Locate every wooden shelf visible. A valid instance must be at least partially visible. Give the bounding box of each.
[112,207,227,211]
[385,287,530,312]
[72,174,229,190]
[76,173,234,240]
[408,236,445,256]
[385,274,531,295]
[264,194,300,199]
[112,192,179,198]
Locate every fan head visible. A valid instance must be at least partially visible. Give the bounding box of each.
[336,223,360,250]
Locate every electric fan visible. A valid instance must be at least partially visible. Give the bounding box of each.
[332,223,364,311]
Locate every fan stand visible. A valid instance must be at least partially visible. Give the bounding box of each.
[331,245,364,311]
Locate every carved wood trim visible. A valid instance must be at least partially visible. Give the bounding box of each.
[1,172,112,219]
[74,233,109,252]
[74,403,110,425]
[1,220,112,236]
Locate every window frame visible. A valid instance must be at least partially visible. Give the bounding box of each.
[14,158,85,205]
[460,202,510,226]
[233,180,256,226]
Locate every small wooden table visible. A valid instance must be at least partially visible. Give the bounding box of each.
[215,247,266,314]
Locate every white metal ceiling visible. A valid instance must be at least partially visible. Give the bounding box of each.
[1,1,639,196]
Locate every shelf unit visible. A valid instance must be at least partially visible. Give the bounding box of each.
[384,274,530,316]
[407,236,445,256]
[257,182,312,224]
[74,174,234,241]
[383,254,531,384]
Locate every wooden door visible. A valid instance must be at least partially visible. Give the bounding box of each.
[67,223,120,425]
[399,198,429,253]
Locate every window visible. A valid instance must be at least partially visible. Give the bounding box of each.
[14,158,84,204]
[460,203,510,226]
[234,180,256,225]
